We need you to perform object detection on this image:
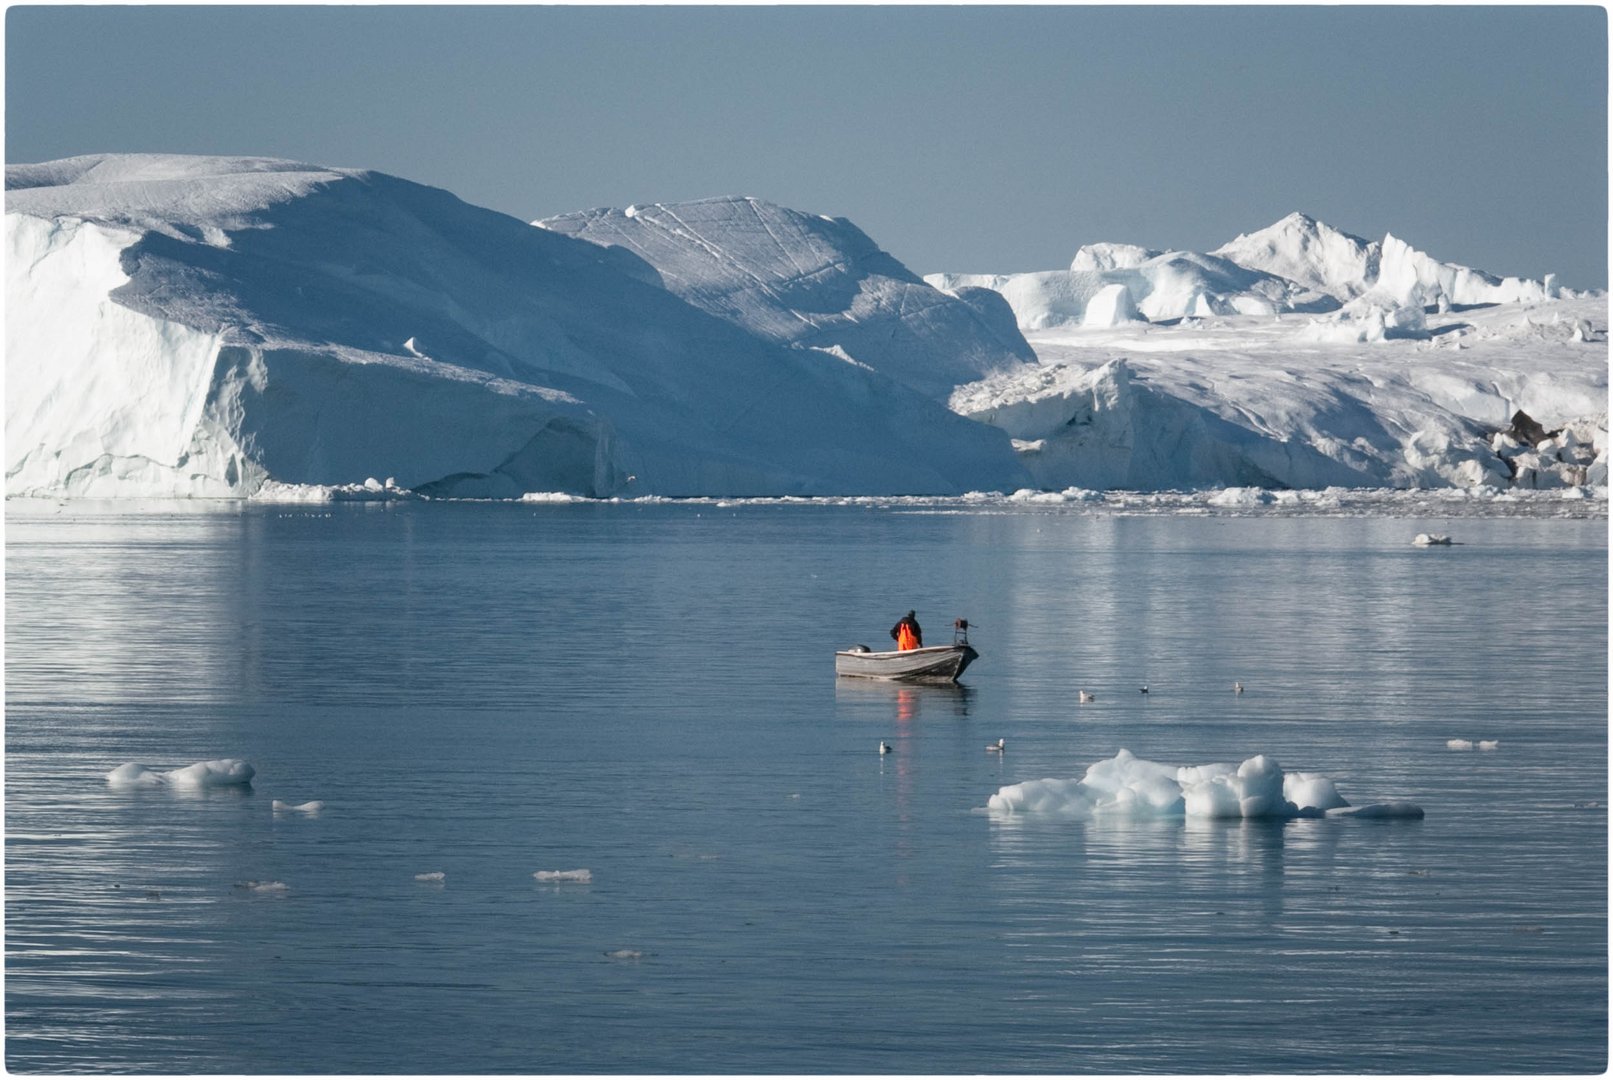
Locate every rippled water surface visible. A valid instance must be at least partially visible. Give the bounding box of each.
[6,501,1607,1073]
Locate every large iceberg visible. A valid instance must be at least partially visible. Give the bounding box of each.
[929,210,1577,331]
[952,304,1608,493]
[7,154,1025,499]
[944,212,1607,493]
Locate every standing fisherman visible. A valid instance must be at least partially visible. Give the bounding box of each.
[890,610,923,651]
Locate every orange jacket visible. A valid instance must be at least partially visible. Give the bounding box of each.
[891,617,922,651]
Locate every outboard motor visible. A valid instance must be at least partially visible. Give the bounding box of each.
[953,618,972,645]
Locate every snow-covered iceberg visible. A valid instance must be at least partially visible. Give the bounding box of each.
[985,749,1420,821]
[538,195,1035,399]
[929,246,1328,329]
[7,154,1025,499]
[929,210,1578,331]
[950,296,1608,492]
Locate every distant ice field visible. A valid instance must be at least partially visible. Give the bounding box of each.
[5,502,1605,1072]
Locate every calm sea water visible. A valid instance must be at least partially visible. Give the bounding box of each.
[5,500,1607,1073]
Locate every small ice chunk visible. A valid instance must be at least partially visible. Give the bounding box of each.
[236,880,289,892]
[605,949,643,961]
[1447,739,1474,750]
[414,872,446,883]
[1284,771,1349,812]
[1478,740,1500,751]
[533,869,592,883]
[1326,802,1425,819]
[1412,533,1453,546]
[272,799,324,813]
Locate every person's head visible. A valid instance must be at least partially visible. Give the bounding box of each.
[906,610,916,619]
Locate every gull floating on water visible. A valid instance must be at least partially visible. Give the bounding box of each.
[986,738,1005,752]
[1078,690,1095,703]
[1234,682,1244,694]
[878,741,893,755]
[1139,685,1149,695]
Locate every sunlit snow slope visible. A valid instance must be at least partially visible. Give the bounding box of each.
[6,155,1024,498]
[538,196,1035,400]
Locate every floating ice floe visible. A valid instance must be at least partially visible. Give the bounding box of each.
[1413,533,1454,546]
[414,872,446,883]
[107,759,255,789]
[235,880,288,893]
[1447,739,1500,751]
[1324,802,1426,819]
[533,869,592,883]
[271,799,324,813]
[519,491,592,504]
[986,749,1421,820]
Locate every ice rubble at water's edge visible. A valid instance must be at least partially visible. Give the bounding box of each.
[986,749,1425,820]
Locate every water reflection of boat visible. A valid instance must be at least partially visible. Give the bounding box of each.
[834,643,978,683]
[835,676,974,713]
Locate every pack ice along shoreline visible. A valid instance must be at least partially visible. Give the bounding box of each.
[8,154,1606,501]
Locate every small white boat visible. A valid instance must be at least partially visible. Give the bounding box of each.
[834,643,979,683]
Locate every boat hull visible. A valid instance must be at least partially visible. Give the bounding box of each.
[834,644,979,683]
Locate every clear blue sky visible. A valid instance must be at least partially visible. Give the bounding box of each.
[6,5,1607,287]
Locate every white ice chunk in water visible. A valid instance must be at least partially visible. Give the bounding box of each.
[1413,533,1454,546]
[414,872,446,883]
[1283,771,1349,812]
[236,880,289,892]
[1478,740,1500,751]
[1325,802,1426,819]
[987,750,1421,821]
[272,799,324,813]
[533,869,593,883]
[108,758,255,789]
[1447,739,1475,750]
